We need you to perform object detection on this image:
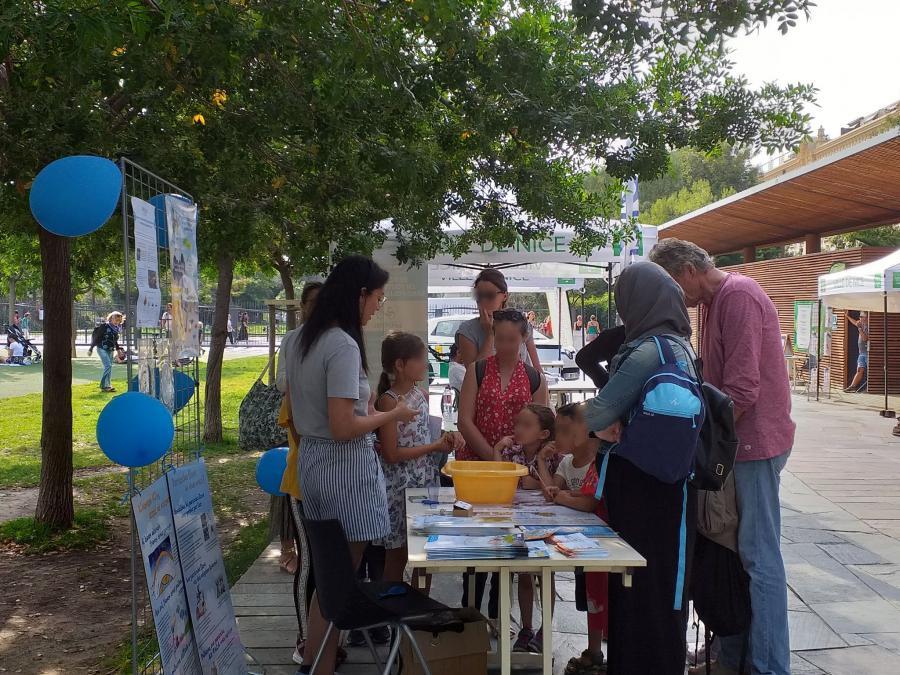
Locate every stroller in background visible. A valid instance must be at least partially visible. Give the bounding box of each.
[5,323,42,363]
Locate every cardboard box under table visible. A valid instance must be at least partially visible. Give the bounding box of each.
[405,487,646,675]
[400,608,490,675]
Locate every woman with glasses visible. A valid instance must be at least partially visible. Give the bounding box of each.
[455,268,542,371]
[282,255,417,675]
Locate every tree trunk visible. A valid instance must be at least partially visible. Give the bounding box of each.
[7,276,15,324]
[35,228,74,528]
[274,256,296,331]
[203,251,234,443]
[71,298,78,358]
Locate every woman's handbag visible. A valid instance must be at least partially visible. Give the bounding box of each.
[238,358,288,452]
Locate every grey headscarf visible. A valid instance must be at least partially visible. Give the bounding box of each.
[614,261,692,343]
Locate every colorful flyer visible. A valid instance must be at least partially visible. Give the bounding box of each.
[165,196,200,360]
[168,461,245,675]
[132,474,202,675]
[131,197,162,329]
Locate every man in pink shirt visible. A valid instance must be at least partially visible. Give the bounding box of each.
[652,239,794,675]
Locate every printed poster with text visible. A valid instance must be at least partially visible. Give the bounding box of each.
[132,474,202,675]
[168,461,245,675]
[165,197,200,360]
[131,197,162,328]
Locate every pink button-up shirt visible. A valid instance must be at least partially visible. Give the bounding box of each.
[700,274,795,462]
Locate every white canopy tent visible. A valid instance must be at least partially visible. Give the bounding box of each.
[818,248,900,416]
[365,225,656,385]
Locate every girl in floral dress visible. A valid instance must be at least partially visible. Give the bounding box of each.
[375,332,464,586]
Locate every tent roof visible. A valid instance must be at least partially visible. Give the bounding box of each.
[659,127,900,255]
[818,248,900,312]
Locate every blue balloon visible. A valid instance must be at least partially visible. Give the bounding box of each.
[128,369,195,414]
[96,392,175,467]
[256,447,289,496]
[148,193,192,248]
[29,155,122,237]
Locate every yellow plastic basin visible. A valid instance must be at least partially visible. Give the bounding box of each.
[441,460,528,505]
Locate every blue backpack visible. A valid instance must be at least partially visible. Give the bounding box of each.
[594,334,705,611]
[614,335,704,484]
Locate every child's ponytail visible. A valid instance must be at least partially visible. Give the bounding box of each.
[378,331,427,398]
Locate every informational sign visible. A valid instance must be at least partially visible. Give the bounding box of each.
[168,461,244,675]
[165,197,201,359]
[133,474,202,675]
[131,197,162,328]
[794,301,814,352]
[428,264,585,291]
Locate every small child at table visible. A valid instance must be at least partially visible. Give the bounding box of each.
[494,403,560,653]
[543,403,621,675]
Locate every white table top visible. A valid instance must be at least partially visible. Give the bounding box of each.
[548,380,597,394]
[405,488,645,573]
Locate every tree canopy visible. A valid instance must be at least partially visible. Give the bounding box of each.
[1,0,818,526]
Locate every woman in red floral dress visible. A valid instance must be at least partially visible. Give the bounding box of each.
[456,309,548,622]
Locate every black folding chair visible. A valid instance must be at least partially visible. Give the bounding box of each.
[303,518,458,674]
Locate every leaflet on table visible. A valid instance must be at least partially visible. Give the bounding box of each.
[168,461,245,675]
[130,197,162,329]
[512,505,606,527]
[132,473,202,675]
[424,533,529,560]
[550,533,610,559]
[522,525,617,541]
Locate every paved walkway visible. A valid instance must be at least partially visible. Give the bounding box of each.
[233,395,900,674]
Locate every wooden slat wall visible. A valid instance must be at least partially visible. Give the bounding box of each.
[865,312,900,394]
[688,248,898,392]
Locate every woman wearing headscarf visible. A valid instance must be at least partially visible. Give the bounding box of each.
[579,262,700,675]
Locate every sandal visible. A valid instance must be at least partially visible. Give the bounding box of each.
[294,640,348,668]
[565,650,606,675]
[279,552,297,574]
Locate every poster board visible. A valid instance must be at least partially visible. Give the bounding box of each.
[133,474,202,674]
[794,300,816,352]
[165,197,201,359]
[131,197,163,328]
[168,461,245,675]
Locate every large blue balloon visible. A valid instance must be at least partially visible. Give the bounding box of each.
[96,392,175,467]
[148,193,192,248]
[29,155,122,237]
[128,369,195,414]
[256,447,288,496]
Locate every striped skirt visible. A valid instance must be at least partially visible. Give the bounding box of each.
[298,434,390,543]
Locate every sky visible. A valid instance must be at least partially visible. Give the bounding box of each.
[726,0,900,158]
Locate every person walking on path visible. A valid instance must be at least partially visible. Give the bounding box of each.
[89,311,126,392]
[226,314,234,345]
[21,311,31,338]
[652,239,795,675]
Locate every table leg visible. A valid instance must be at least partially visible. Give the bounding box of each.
[541,568,553,674]
[499,569,511,675]
[466,568,476,607]
[622,568,633,588]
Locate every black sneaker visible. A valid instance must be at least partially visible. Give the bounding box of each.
[346,629,366,647]
[370,625,391,645]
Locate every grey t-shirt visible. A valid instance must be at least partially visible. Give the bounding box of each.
[283,326,370,440]
[456,318,533,366]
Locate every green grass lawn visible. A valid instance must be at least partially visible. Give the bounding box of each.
[0,355,269,488]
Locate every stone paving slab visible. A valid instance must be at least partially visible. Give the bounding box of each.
[800,645,900,675]
[808,598,900,634]
[788,610,847,651]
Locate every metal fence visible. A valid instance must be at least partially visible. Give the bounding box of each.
[1,299,289,346]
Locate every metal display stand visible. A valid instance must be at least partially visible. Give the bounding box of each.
[118,159,202,673]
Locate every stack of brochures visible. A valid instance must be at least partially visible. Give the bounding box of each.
[411,515,516,537]
[424,534,529,560]
[550,533,610,559]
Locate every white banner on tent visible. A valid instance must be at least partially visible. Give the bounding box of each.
[430,225,657,267]
[818,249,900,312]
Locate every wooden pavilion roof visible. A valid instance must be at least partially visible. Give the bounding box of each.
[658,127,900,255]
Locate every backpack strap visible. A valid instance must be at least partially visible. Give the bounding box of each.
[524,363,541,395]
[651,335,678,365]
[475,359,487,388]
